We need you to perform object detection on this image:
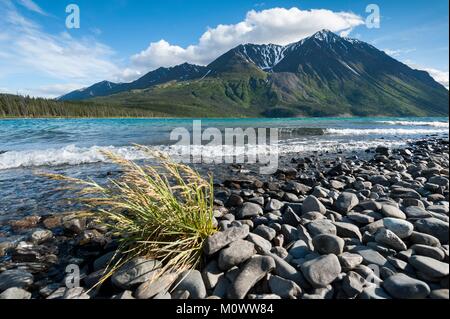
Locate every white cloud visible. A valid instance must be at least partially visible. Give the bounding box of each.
[0,87,15,94]
[30,83,88,98]
[405,61,449,89]
[129,7,364,75]
[16,0,46,15]
[384,48,416,57]
[0,0,120,97]
[421,68,449,89]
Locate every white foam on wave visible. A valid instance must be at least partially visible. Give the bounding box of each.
[0,139,411,170]
[377,120,449,128]
[326,128,448,136]
[277,139,407,154]
[0,145,149,170]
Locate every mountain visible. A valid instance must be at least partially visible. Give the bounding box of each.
[60,30,449,117]
[59,63,209,101]
[60,80,122,101]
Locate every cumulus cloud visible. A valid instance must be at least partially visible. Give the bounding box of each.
[0,0,120,96]
[129,7,365,74]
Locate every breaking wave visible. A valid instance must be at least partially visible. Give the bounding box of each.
[376,120,449,128]
[325,128,448,136]
[0,139,411,170]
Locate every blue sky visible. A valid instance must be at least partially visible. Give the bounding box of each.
[0,0,448,97]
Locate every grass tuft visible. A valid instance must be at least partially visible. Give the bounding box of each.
[43,147,217,287]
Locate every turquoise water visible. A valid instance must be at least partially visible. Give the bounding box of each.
[0,116,448,154]
[0,116,448,222]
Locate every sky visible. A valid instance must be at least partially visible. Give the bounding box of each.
[0,0,448,97]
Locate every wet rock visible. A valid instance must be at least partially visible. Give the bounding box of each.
[282,207,301,226]
[281,224,313,249]
[375,228,408,251]
[42,216,63,229]
[390,188,421,200]
[226,194,244,207]
[282,181,311,195]
[381,205,406,219]
[330,180,346,190]
[360,284,392,299]
[415,218,449,244]
[204,225,249,255]
[428,176,449,188]
[335,192,359,213]
[289,240,311,259]
[409,231,441,247]
[212,276,231,298]
[9,216,41,231]
[202,260,223,290]
[307,219,337,237]
[76,229,108,247]
[237,203,263,219]
[0,241,13,257]
[0,269,34,291]
[171,290,190,299]
[302,195,326,214]
[409,256,449,278]
[62,217,86,234]
[218,239,255,270]
[430,289,449,299]
[46,287,67,299]
[403,206,432,219]
[63,287,90,299]
[333,222,362,241]
[111,290,135,299]
[338,252,363,270]
[342,271,366,298]
[228,256,276,299]
[175,270,206,299]
[265,199,284,211]
[347,212,375,224]
[411,244,445,261]
[266,252,309,288]
[30,229,53,244]
[358,200,382,212]
[247,233,272,254]
[268,275,302,299]
[0,287,32,299]
[93,251,119,271]
[352,246,395,270]
[283,192,300,203]
[111,257,162,290]
[134,272,177,299]
[383,273,430,299]
[253,225,276,241]
[312,234,345,255]
[301,254,342,288]
[312,186,330,198]
[153,291,171,299]
[383,218,414,239]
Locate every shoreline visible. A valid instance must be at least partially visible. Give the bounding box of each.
[1,116,449,120]
[0,137,449,299]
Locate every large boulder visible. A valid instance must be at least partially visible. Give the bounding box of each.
[301,254,342,288]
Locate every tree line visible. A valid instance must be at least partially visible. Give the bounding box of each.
[0,94,159,118]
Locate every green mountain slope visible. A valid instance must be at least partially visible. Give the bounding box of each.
[88,30,448,118]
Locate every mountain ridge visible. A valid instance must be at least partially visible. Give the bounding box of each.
[59,30,449,117]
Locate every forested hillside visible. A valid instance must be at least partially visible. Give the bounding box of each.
[0,94,160,118]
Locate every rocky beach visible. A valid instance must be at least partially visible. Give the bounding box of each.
[0,137,448,300]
